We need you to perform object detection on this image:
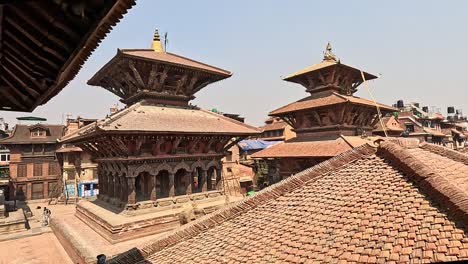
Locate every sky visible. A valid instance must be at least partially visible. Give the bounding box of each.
[2,0,468,127]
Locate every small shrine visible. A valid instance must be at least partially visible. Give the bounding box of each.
[252,44,395,180]
[61,29,258,242]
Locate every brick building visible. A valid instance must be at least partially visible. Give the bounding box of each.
[56,117,98,199]
[0,124,64,201]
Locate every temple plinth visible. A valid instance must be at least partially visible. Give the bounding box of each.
[61,29,259,242]
[253,44,395,181]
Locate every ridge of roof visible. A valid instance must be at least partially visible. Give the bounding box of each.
[120,49,232,76]
[108,143,377,264]
[200,109,260,133]
[420,142,468,165]
[378,141,468,224]
[60,104,139,142]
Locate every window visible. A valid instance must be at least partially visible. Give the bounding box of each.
[17,164,27,178]
[32,183,44,200]
[31,129,46,138]
[33,163,43,176]
[48,162,59,175]
[67,169,76,180]
[405,124,415,133]
[0,154,9,162]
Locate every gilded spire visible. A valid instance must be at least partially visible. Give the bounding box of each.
[323,42,338,62]
[151,28,164,52]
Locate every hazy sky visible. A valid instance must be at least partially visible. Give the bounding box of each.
[2,0,468,126]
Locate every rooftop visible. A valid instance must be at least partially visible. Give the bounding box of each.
[0,0,136,112]
[109,140,468,263]
[61,103,259,143]
[0,124,64,144]
[270,92,395,116]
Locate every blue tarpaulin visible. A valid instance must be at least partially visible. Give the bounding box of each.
[237,140,280,151]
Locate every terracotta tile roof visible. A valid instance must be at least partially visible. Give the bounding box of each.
[0,124,64,144]
[374,116,405,132]
[120,49,232,76]
[61,103,259,143]
[250,136,370,158]
[423,127,446,137]
[270,93,395,116]
[260,121,288,132]
[283,61,377,82]
[109,140,468,264]
[56,145,83,153]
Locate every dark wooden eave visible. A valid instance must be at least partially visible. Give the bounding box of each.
[0,0,136,112]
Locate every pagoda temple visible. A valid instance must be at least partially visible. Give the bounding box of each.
[252,44,395,181]
[60,29,258,242]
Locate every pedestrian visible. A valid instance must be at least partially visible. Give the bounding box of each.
[42,207,47,226]
[45,208,51,226]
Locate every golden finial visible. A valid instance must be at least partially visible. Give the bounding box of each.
[323,42,338,62]
[151,28,164,52]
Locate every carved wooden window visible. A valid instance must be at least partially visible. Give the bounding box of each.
[31,129,46,138]
[67,169,76,180]
[32,183,44,200]
[48,162,59,175]
[33,163,43,176]
[17,164,27,178]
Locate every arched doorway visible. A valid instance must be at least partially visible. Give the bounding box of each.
[155,170,170,199]
[174,169,189,196]
[207,167,218,191]
[135,172,151,202]
[192,167,203,193]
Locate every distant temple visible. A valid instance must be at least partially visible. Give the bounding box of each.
[60,29,258,242]
[252,44,395,181]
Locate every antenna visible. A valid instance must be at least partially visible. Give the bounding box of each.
[163,32,169,52]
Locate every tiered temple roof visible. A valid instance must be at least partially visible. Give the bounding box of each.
[109,140,468,263]
[253,44,395,159]
[62,29,258,144]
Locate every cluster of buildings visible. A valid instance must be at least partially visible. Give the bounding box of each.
[0,1,467,263]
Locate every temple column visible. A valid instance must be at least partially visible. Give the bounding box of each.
[201,169,208,192]
[121,176,127,202]
[215,168,223,190]
[186,171,192,195]
[169,172,175,197]
[150,175,156,200]
[192,170,199,193]
[127,177,136,204]
[108,175,115,198]
[140,174,146,200]
[100,174,106,196]
[114,176,120,202]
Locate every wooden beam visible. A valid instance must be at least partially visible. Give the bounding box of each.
[25,1,80,41]
[3,57,41,97]
[0,74,32,102]
[4,48,47,80]
[9,5,73,52]
[3,42,50,76]
[4,29,60,69]
[0,5,4,57]
[0,88,27,111]
[5,16,66,61]
[128,60,145,88]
